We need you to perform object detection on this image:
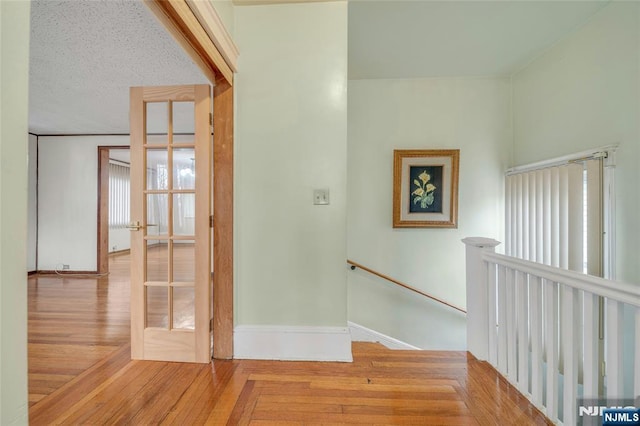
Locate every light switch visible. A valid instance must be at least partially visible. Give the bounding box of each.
[313,189,330,205]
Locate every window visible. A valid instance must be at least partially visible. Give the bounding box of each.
[505,148,615,278]
[109,161,130,229]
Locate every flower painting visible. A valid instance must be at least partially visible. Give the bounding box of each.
[393,149,459,228]
[409,166,443,213]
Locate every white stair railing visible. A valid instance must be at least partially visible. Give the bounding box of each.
[463,237,640,425]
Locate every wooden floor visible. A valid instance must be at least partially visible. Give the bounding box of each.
[28,254,551,425]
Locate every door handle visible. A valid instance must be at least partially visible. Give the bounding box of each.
[126,221,158,231]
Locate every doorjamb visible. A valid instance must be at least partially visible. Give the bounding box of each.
[97,145,131,274]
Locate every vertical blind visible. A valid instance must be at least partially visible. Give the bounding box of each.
[504,156,605,383]
[505,158,603,276]
[109,162,131,229]
[147,166,168,236]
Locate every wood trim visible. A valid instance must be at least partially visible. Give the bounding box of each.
[129,87,145,360]
[185,0,238,72]
[213,75,234,359]
[37,270,100,275]
[347,259,467,314]
[144,0,233,85]
[35,135,39,270]
[97,147,110,274]
[194,84,213,363]
[97,146,131,276]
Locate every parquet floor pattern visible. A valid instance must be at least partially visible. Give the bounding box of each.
[28,254,551,425]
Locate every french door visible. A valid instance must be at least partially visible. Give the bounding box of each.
[129,85,212,363]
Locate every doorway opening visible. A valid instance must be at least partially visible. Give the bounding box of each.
[97,146,131,274]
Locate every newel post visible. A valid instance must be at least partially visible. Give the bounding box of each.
[461,237,501,361]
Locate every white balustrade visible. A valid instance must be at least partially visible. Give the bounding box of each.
[463,238,640,425]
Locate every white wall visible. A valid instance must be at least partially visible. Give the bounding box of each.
[38,136,129,271]
[0,1,30,423]
[27,134,37,272]
[109,228,130,253]
[348,77,512,349]
[513,2,640,285]
[234,2,348,327]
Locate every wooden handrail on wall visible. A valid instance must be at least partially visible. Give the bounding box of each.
[347,259,467,314]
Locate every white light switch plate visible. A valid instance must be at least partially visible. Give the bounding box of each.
[313,189,330,205]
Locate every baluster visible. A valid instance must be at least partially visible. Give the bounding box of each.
[506,176,513,256]
[530,276,543,405]
[606,299,624,398]
[544,281,559,421]
[516,270,529,395]
[498,265,508,374]
[506,268,517,382]
[488,262,498,366]
[583,291,600,399]
[522,173,530,260]
[562,285,579,426]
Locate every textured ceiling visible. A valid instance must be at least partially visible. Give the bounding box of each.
[29,0,208,135]
[349,1,608,80]
[30,0,610,134]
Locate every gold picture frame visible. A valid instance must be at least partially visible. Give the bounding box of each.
[393,149,459,228]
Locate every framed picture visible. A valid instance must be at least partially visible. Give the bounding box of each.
[393,149,459,228]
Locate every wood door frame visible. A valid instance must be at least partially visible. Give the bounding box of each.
[136,1,235,359]
[97,145,131,275]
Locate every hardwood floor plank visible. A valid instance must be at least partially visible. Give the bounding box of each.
[204,371,251,424]
[29,344,132,425]
[52,360,166,425]
[310,382,457,393]
[256,386,461,402]
[253,400,344,414]
[226,380,259,426]
[249,410,475,424]
[123,362,206,425]
[340,401,469,416]
[161,361,238,425]
[371,361,468,368]
[259,394,462,408]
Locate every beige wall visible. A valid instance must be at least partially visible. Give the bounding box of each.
[0,1,30,423]
[234,2,348,327]
[212,0,234,37]
[347,77,512,349]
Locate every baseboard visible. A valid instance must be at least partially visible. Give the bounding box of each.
[234,325,353,362]
[108,249,131,256]
[348,321,420,350]
[37,270,99,275]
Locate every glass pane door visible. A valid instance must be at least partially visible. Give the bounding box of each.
[129,85,211,363]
